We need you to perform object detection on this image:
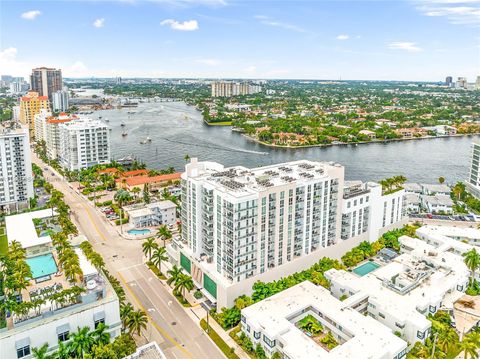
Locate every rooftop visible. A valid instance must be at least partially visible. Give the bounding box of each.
[184,159,343,199]
[119,173,182,187]
[242,281,406,359]
[123,342,166,359]
[423,194,453,206]
[5,209,58,250]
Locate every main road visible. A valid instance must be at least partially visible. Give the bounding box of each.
[32,152,224,359]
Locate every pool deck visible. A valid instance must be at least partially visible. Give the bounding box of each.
[352,261,381,277]
[120,226,157,240]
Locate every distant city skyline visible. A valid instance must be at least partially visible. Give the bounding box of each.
[0,0,479,81]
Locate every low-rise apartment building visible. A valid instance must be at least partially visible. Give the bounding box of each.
[421,194,454,214]
[241,281,407,359]
[124,200,177,228]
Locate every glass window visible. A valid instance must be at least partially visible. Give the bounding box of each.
[17,346,30,358]
[58,331,69,342]
[94,318,105,329]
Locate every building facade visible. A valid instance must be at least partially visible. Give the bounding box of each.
[466,141,480,198]
[58,118,110,171]
[19,92,50,136]
[30,67,63,101]
[0,126,34,211]
[52,90,69,112]
[45,114,77,160]
[211,81,262,97]
[172,159,406,308]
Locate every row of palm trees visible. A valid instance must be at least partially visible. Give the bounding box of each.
[464,248,480,287]
[79,241,149,338]
[379,175,407,194]
[52,233,83,283]
[31,323,111,359]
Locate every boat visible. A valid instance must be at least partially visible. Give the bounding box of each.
[140,140,147,144]
[120,122,125,127]
[146,137,152,142]
[122,131,128,137]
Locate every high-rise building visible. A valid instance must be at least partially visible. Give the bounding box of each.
[30,67,63,101]
[456,77,467,89]
[33,109,52,142]
[46,113,77,160]
[19,91,50,135]
[58,118,111,171]
[475,76,480,91]
[445,76,453,87]
[466,141,480,198]
[52,90,69,112]
[173,159,406,307]
[0,126,34,211]
[211,81,262,97]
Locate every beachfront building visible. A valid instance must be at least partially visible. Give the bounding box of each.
[0,126,34,212]
[241,281,407,359]
[325,231,471,346]
[466,141,480,198]
[0,211,121,359]
[124,200,177,228]
[19,92,49,136]
[30,67,62,101]
[421,194,454,214]
[405,193,421,214]
[172,159,406,308]
[45,113,77,160]
[58,118,110,171]
[33,109,51,143]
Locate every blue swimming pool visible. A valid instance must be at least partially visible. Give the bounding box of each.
[26,253,58,279]
[353,261,380,276]
[127,228,151,235]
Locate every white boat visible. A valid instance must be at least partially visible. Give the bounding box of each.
[146,137,152,142]
[122,131,128,137]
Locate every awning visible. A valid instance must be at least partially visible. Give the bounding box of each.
[56,323,70,335]
[93,311,105,321]
[15,337,30,350]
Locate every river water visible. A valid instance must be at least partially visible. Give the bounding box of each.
[93,101,477,184]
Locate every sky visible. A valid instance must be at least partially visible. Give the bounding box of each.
[0,0,479,81]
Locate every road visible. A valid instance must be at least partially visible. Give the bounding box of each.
[32,152,224,359]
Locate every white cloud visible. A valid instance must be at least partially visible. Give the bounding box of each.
[336,34,350,40]
[254,15,310,34]
[387,42,423,52]
[0,47,32,77]
[243,66,257,74]
[93,18,105,28]
[160,19,199,31]
[21,10,41,20]
[0,47,18,62]
[68,61,89,76]
[196,58,220,66]
[414,0,480,25]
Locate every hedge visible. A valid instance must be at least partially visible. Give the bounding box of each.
[200,319,239,359]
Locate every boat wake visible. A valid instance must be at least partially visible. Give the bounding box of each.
[163,138,269,155]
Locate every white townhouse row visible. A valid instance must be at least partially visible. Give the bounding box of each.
[168,158,407,308]
[325,229,472,346]
[241,281,407,359]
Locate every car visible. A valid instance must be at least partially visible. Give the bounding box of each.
[426,213,433,219]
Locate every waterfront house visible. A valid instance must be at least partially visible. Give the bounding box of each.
[358,129,376,139]
[422,194,454,214]
[116,173,182,191]
[124,200,177,228]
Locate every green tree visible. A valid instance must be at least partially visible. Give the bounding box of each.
[120,302,134,331]
[167,265,183,287]
[151,246,168,274]
[157,225,172,247]
[93,322,111,346]
[255,343,266,359]
[464,248,480,285]
[32,343,51,359]
[438,176,445,184]
[70,326,95,358]
[143,184,150,204]
[174,273,194,299]
[142,237,158,261]
[126,309,148,337]
[114,189,132,233]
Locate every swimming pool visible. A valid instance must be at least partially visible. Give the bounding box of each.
[127,228,151,235]
[26,253,58,279]
[353,261,380,276]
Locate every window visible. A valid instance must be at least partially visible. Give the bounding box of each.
[429,305,436,313]
[417,330,425,339]
[263,335,275,348]
[379,312,385,319]
[254,331,261,340]
[58,331,69,342]
[17,346,30,359]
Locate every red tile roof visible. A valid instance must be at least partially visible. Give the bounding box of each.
[119,173,182,187]
[121,169,149,177]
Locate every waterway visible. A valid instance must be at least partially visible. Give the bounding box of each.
[93,101,477,184]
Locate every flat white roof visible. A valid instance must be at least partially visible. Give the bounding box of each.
[5,209,58,250]
[75,247,98,277]
[417,225,480,241]
[242,281,406,359]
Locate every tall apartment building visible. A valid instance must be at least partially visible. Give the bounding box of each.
[33,109,51,142]
[456,77,467,89]
[211,81,262,97]
[46,113,77,161]
[476,76,480,91]
[19,92,49,135]
[466,141,480,198]
[52,90,69,112]
[30,67,62,101]
[445,76,453,87]
[172,159,406,307]
[58,118,110,171]
[0,126,34,211]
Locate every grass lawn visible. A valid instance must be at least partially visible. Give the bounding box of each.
[0,233,8,256]
[200,319,240,359]
[205,120,232,126]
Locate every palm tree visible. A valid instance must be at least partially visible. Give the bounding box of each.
[184,154,190,162]
[70,326,95,358]
[131,187,141,200]
[151,246,168,274]
[464,248,480,285]
[32,343,51,359]
[167,265,183,287]
[174,273,194,299]
[120,302,134,331]
[55,341,71,359]
[114,189,132,233]
[460,331,480,359]
[142,237,158,261]
[157,225,172,247]
[93,322,110,346]
[437,329,459,354]
[126,309,148,337]
[143,183,150,204]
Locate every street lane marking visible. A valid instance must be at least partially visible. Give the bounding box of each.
[82,203,107,242]
[117,272,195,359]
